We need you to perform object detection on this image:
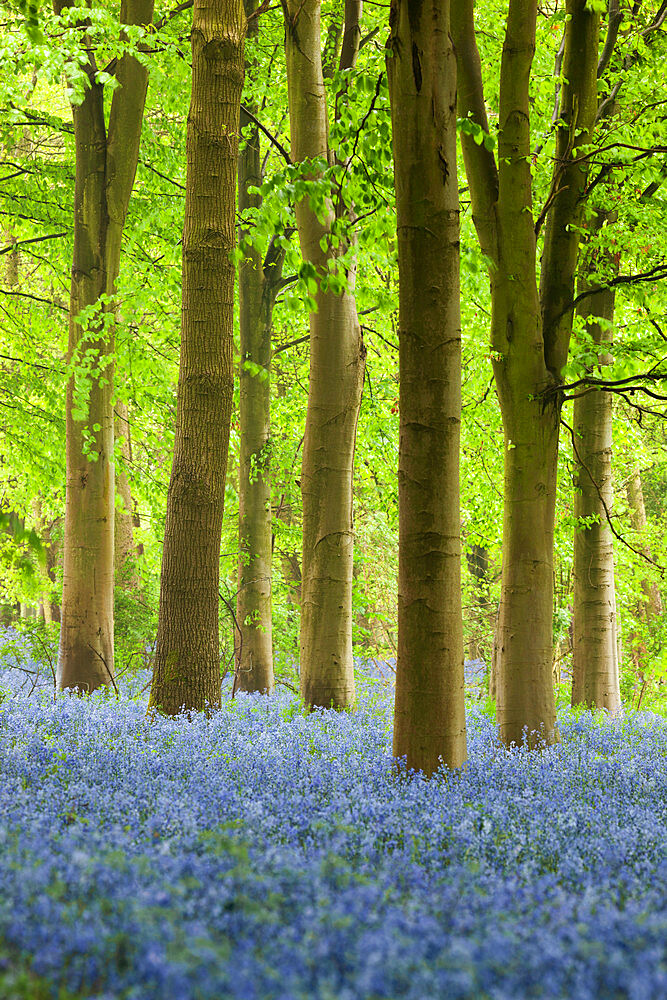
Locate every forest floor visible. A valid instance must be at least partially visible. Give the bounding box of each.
[0,654,666,1000]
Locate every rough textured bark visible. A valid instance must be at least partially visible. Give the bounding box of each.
[571,279,620,712]
[388,0,467,773]
[283,0,366,710]
[148,0,245,715]
[235,4,279,695]
[55,0,154,692]
[452,0,599,746]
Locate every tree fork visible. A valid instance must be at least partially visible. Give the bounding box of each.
[55,0,154,693]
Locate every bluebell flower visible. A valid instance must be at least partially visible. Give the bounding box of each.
[0,656,665,998]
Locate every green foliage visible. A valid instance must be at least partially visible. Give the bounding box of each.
[457,114,496,152]
[0,617,58,688]
[0,0,666,711]
[14,0,45,45]
[0,940,85,1000]
[114,582,158,682]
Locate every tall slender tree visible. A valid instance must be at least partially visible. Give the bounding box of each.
[148,0,246,715]
[282,0,366,710]
[569,0,667,709]
[115,400,141,590]
[626,466,663,683]
[571,258,621,712]
[387,0,467,773]
[235,2,283,694]
[452,0,600,746]
[55,0,154,692]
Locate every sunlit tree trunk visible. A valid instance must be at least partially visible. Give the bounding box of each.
[387,0,466,773]
[626,467,663,682]
[55,0,154,692]
[571,261,620,712]
[235,3,280,694]
[30,499,53,624]
[453,0,599,746]
[149,0,245,715]
[114,400,140,589]
[283,0,366,709]
[466,544,490,661]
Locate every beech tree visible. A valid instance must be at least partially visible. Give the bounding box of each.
[387,0,467,772]
[282,0,366,710]
[571,253,620,713]
[568,1,667,711]
[452,0,600,746]
[626,466,663,689]
[148,0,246,714]
[55,0,154,692]
[115,400,140,591]
[2,0,667,725]
[235,3,282,695]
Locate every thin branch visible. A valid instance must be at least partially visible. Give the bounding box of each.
[0,232,67,255]
[359,27,379,50]
[247,0,279,20]
[87,643,120,697]
[567,263,667,315]
[153,0,193,31]
[219,590,243,698]
[562,416,664,575]
[139,160,185,190]
[0,353,64,372]
[597,0,623,79]
[533,30,565,158]
[240,104,291,164]
[273,334,309,355]
[361,325,397,352]
[0,289,68,311]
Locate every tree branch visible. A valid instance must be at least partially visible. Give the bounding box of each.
[0,232,67,255]
[451,0,499,265]
[562,416,664,575]
[240,104,291,164]
[597,0,623,79]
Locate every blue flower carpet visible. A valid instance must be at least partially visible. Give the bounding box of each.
[0,656,665,999]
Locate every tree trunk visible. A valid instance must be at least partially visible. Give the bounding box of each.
[571,271,620,712]
[283,0,366,710]
[114,400,140,589]
[44,516,62,624]
[626,467,663,682]
[387,0,467,773]
[149,0,245,715]
[235,3,279,695]
[30,499,54,624]
[466,543,490,661]
[56,0,154,692]
[452,0,599,746]
[275,492,303,607]
[322,0,344,78]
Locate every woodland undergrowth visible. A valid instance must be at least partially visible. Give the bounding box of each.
[0,650,666,1000]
